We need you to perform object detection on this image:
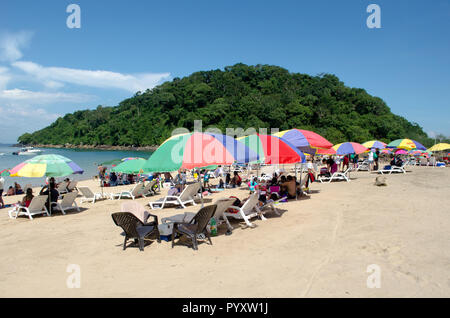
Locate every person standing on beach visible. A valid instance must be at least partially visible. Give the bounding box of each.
[342,154,350,172]
[368,150,374,171]
[374,149,380,170]
[0,176,4,208]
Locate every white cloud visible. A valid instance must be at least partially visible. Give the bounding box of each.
[0,66,11,90]
[12,61,170,93]
[0,88,92,104]
[0,31,33,62]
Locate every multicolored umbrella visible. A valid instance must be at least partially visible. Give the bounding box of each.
[111,158,147,174]
[142,132,259,172]
[428,143,450,152]
[395,149,408,155]
[0,169,10,177]
[332,142,368,155]
[387,139,426,150]
[273,129,333,154]
[237,134,306,164]
[381,149,392,154]
[9,154,84,177]
[316,147,336,155]
[362,140,387,150]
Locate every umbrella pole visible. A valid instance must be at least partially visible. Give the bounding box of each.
[295,163,298,200]
[198,172,204,208]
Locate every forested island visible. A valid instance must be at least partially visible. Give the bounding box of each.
[18,63,437,148]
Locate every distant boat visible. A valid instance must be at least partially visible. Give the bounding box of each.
[12,147,43,156]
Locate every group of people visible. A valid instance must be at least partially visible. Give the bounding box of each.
[0,175,77,210]
[98,166,137,187]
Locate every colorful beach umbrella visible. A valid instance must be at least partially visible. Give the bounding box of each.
[316,147,336,155]
[387,139,426,150]
[332,142,368,155]
[395,149,408,155]
[273,129,333,154]
[9,154,84,177]
[0,169,10,177]
[237,134,306,164]
[142,132,259,172]
[381,149,392,154]
[111,158,147,174]
[362,140,387,150]
[428,143,450,152]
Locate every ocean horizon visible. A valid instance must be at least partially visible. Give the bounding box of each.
[0,144,153,189]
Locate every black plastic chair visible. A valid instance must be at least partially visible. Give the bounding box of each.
[172,204,217,250]
[112,212,160,251]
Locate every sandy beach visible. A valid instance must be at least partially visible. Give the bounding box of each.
[0,165,449,298]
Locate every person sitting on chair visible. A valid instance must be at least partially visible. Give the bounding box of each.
[40,180,59,212]
[18,188,34,208]
[14,182,24,195]
[109,172,118,186]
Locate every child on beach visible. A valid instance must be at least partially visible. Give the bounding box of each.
[249,177,258,194]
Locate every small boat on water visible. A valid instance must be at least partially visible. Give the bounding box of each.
[12,147,43,156]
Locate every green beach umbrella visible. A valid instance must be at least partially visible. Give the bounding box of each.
[111,158,147,174]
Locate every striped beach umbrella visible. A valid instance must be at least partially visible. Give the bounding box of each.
[362,140,387,150]
[273,129,333,154]
[9,154,84,177]
[332,142,368,155]
[238,134,306,164]
[142,132,259,172]
[387,139,426,150]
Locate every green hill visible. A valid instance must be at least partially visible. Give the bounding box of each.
[18,63,433,147]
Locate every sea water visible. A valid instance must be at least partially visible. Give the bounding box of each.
[0,144,153,189]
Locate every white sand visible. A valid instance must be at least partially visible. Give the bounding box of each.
[0,166,449,297]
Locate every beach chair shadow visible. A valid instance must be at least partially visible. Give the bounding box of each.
[49,207,89,217]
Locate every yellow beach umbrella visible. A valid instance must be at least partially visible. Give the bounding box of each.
[428,143,450,152]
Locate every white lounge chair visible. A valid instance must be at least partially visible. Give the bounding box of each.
[110,182,145,200]
[356,160,369,171]
[223,192,277,228]
[67,180,78,192]
[78,186,105,203]
[51,191,80,215]
[8,195,49,220]
[328,167,352,183]
[141,180,158,197]
[23,184,33,193]
[56,181,69,194]
[377,163,407,174]
[148,182,201,209]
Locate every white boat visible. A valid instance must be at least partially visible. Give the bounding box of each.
[13,147,43,155]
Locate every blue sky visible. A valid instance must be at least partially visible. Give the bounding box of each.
[0,0,449,143]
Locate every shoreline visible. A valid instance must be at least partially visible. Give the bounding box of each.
[11,143,158,152]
